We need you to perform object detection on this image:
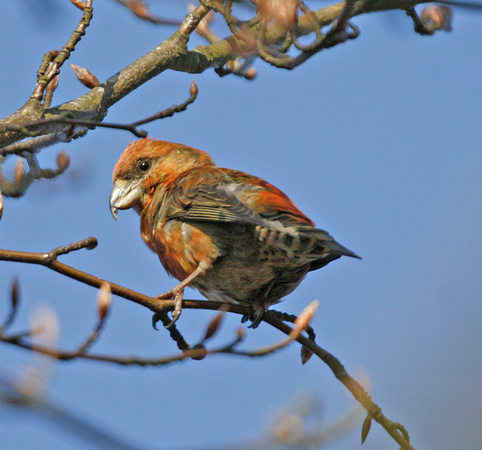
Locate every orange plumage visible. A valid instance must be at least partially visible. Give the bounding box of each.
[110,138,358,327]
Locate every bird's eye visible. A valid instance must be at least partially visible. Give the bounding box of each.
[138,160,151,172]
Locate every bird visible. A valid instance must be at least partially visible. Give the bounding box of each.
[110,138,359,328]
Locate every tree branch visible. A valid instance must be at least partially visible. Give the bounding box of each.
[0,81,199,146]
[0,238,413,448]
[0,0,458,151]
[0,1,94,148]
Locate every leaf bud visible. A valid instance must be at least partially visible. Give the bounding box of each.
[56,151,70,172]
[14,158,26,183]
[71,64,99,88]
[97,282,112,320]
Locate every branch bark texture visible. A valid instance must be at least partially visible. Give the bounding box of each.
[0,0,434,152]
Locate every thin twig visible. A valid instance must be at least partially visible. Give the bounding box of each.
[31,1,94,103]
[228,314,311,357]
[74,321,104,354]
[114,0,182,26]
[0,240,174,312]
[0,278,20,331]
[406,7,436,34]
[0,134,80,157]
[152,310,191,351]
[1,305,304,365]
[3,0,468,151]
[0,151,70,198]
[2,81,199,140]
[0,238,413,448]
[262,315,413,449]
[130,80,199,126]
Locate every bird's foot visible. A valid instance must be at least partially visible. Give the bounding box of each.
[154,261,211,328]
[152,311,163,330]
[156,286,184,328]
[241,304,267,329]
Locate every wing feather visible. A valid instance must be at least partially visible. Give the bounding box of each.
[161,168,266,227]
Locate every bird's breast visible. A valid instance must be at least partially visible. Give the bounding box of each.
[147,220,220,282]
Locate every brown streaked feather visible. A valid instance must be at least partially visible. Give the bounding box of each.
[159,168,267,227]
[220,168,315,226]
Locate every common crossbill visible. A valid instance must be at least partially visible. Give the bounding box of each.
[110,139,359,327]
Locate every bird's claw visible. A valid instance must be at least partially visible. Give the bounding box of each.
[169,289,184,328]
[165,309,181,329]
[152,311,162,330]
[155,287,184,329]
[241,305,266,328]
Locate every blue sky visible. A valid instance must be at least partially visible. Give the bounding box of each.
[1,1,481,449]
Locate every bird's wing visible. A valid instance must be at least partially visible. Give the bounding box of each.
[161,168,267,227]
[220,168,315,226]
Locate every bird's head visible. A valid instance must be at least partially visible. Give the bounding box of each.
[110,138,215,219]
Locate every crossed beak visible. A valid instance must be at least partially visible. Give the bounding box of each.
[109,179,143,220]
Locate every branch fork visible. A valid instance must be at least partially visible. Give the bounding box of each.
[0,237,414,448]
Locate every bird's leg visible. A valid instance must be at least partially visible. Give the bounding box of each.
[241,279,278,328]
[241,302,267,329]
[156,260,211,328]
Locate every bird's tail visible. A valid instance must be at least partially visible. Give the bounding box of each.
[255,224,360,269]
[294,226,360,271]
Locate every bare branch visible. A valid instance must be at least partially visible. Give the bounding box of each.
[0,134,75,157]
[262,314,413,449]
[31,1,95,104]
[74,283,111,355]
[114,0,182,25]
[406,4,454,34]
[0,239,172,312]
[70,0,87,10]
[2,0,462,152]
[0,151,71,198]
[0,81,199,158]
[0,1,94,149]
[0,238,413,448]
[228,301,319,357]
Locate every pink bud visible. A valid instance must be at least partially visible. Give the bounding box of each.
[56,151,70,172]
[203,311,224,341]
[70,0,87,10]
[244,67,257,80]
[190,80,199,97]
[71,64,99,89]
[14,158,25,183]
[293,300,319,332]
[97,282,112,320]
[421,5,443,28]
[257,0,298,30]
[236,327,246,340]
